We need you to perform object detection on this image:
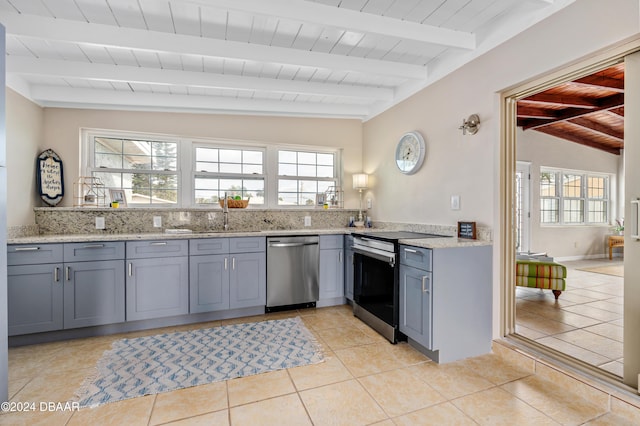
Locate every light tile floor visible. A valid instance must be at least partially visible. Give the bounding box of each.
[516,258,624,375]
[2,304,637,425]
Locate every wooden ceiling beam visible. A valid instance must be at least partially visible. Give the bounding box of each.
[572,75,624,92]
[567,117,624,141]
[522,92,599,108]
[516,105,558,119]
[535,127,621,155]
[522,93,624,130]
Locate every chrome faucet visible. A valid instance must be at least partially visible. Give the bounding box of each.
[223,192,229,231]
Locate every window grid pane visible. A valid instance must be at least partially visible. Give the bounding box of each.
[194,177,264,205]
[540,169,610,225]
[277,150,336,205]
[92,137,178,205]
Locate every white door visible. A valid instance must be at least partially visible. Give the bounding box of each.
[516,162,531,253]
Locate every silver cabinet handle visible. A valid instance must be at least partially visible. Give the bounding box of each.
[422,276,428,292]
[150,242,167,246]
[224,258,228,270]
[15,246,40,251]
[83,244,105,249]
[338,250,342,263]
[54,267,59,282]
[404,248,418,254]
[66,266,71,281]
[232,257,235,270]
[128,263,133,276]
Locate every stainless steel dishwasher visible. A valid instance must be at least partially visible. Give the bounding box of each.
[266,236,319,312]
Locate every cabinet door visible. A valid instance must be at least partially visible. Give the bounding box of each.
[319,248,344,300]
[126,257,189,321]
[64,260,125,329]
[399,265,432,349]
[8,264,63,335]
[190,254,230,313]
[229,252,266,309]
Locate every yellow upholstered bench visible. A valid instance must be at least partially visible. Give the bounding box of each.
[516,260,567,300]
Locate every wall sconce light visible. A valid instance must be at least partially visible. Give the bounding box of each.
[352,173,369,223]
[459,114,480,135]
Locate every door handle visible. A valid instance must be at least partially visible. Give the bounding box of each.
[54,267,59,282]
[404,248,418,254]
[150,242,167,246]
[66,266,71,281]
[338,251,342,263]
[232,257,236,270]
[225,258,228,270]
[83,244,105,249]
[422,276,429,292]
[128,263,133,276]
[15,246,40,251]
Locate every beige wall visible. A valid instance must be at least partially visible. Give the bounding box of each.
[362,0,640,338]
[38,109,362,210]
[6,89,43,226]
[517,128,620,259]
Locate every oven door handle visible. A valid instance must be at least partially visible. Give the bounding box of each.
[353,246,396,267]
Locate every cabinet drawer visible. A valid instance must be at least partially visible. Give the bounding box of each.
[230,237,265,253]
[399,245,432,271]
[8,244,63,266]
[320,234,343,250]
[126,240,188,259]
[190,238,230,256]
[64,241,125,262]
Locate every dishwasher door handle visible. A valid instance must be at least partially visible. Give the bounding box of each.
[268,242,318,248]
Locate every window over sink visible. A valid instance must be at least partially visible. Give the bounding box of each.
[82,129,340,208]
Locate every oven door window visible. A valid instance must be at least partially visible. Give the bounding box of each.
[354,252,395,325]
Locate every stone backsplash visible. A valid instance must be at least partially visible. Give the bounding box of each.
[373,221,493,242]
[33,207,360,235]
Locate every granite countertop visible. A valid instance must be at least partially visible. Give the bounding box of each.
[7,228,351,244]
[9,228,492,249]
[400,237,492,249]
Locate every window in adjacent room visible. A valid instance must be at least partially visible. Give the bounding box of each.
[539,168,609,225]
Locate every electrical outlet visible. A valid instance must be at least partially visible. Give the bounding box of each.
[153,216,162,228]
[95,217,105,230]
[304,216,311,227]
[366,198,372,209]
[451,195,460,210]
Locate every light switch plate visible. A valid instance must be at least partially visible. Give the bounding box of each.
[95,217,105,229]
[153,216,162,228]
[451,195,460,210]
[366,198,372,209]
[304,216,311,227]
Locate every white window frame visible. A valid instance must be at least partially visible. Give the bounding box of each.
[539,167,611,226]
[81,129,341,209]
[191,141,267,207]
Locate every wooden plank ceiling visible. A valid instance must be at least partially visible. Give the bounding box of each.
[517,63,624,155]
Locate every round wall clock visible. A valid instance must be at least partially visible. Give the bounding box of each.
[395,131,426,175]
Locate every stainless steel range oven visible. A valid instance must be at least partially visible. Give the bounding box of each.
[351,231,450,343]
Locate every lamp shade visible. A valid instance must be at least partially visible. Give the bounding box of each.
[352,173,369,190]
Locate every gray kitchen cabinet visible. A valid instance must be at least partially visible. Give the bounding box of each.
[344,235,354,301]
[319,235,344,301]
[190,254,229,313]
[126,240,189,321]
[8,241,126,334]
[189,237,266,313]
[399,262,432,349]
[8,263,63,336]
[63,260,125,328]
[229,251,266,309]
[63,242,125,329]
[399,244,492,363]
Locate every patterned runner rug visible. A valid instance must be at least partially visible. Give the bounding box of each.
[75,316,323,408]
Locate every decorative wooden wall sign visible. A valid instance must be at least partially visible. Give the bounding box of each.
[36,149,64,206]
